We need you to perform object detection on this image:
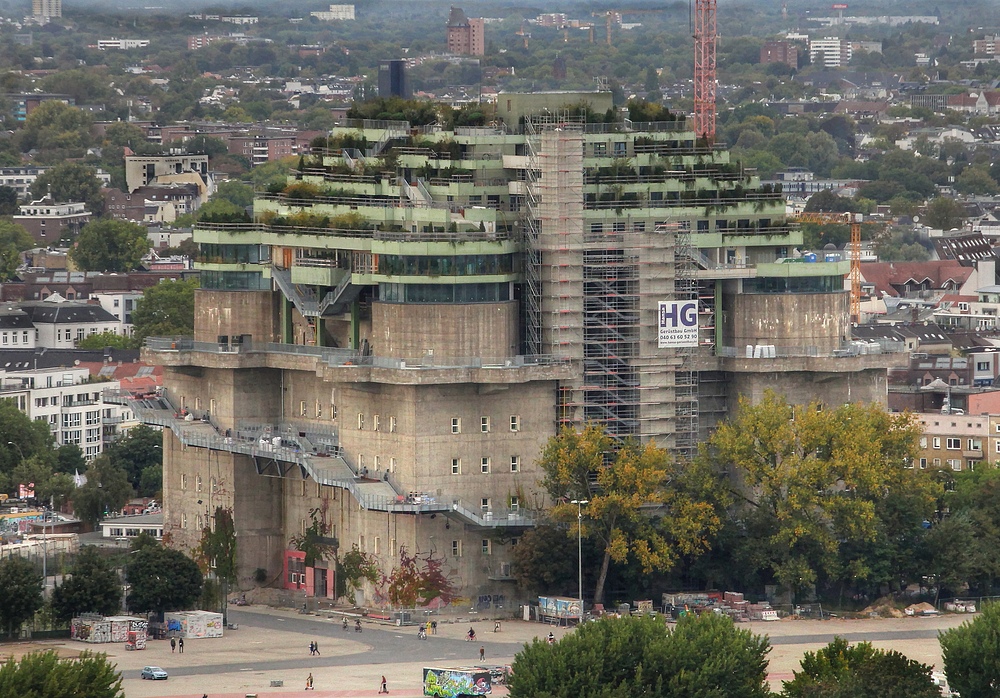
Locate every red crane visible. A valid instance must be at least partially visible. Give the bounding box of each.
[693,0,717,141]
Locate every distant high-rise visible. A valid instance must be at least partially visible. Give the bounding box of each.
[446,6,484,56]
[32,0,61,21]
[378,60,410,99]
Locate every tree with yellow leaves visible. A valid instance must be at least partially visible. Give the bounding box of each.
[706,390,935,601]
[538,424,721,606]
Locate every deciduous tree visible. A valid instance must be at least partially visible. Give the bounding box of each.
[71,455,132,526]
[940,601,1000,698]
[0,650,123,698]
[29,162,105,214]
[50,546,123,623]
[0,556,42,637]
[69,219,149,272]
[125,544,202,614]
[509,613,771,698]
[130,278,197,342]
[782,637,940,698]
[538,425,720,605]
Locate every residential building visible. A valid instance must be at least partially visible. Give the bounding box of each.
[220,16,258,25]
[20,296,122,348]
[31,0,60,21]
[105,184,202,224]
[809,37,851,68]
[13,198,91,245]
[91,290,142,337]
[446,6,485,56]
[310,4,355,20]
[0,365,130,458]
[760,41,798,70]
[0,308,37,348]
[3,93,72,122]
[137,92,899,601]
[378,60,410,99]
[851,41,883,54]
[97,39,150,50]
[0,167,48,200]
[124,155,211,195]
[974,35,1000,56]
[913,413,987,471]
[99,513,164,540]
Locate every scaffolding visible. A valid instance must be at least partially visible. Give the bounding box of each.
[524,122,701,454]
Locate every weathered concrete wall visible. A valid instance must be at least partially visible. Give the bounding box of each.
[161,366,282,430]
[370,301,518,360]
[194,290,279,344]
[727,366,888,418]
[721,292,849,354]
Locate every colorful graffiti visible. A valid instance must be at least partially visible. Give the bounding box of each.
[423,668,491,698]
[475,595,505,610]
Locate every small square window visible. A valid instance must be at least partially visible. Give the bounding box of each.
[451,458,461,475]
[451,417,461,434]
[510,415,520,432]
[481,457,490,474]
[510,455,520,472]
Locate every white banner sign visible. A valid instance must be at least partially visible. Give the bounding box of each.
[658,301,699,348]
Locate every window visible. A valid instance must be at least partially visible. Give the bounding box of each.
[969,439,982,451]
[510,455,520,472]
[510,496,519,512]
[969,460,980,471]
[481,416,490,433]
[919,458,927,469]
[180,474,187,490]
[481,497,490,512]
[316,401,322,418]
[300,401,307,417]
[946,438,961,450]
[933,437,941,449]
[390,457,396,472]
[374,536,381,555]
[181,513,188,529]
[481,457,490,474]
[510,415,520,432]
[948,459,962,471]
[593,142,607,156]
[373,414,380,431]
[451,458,461,475]
[451,417,461,434]
[358,412,365,429]
[481,539,491,555]
[359,534,365,552]
[933,458,941,467]
[389,416,397,433]
[995,439,1000,453]
[451,540,462,557]
[196,475,202,492]
[919,437,927,448]
[977,361,991,371]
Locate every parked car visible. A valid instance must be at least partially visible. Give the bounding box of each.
[141,666,168,680]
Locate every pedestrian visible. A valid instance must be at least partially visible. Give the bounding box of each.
[426,620,432,636]
[547,632,555,645]
[431,620,437,635]
[467,627,475,642]
[170,638,176,653]
[309,641,315,655]
[314,640,320,656]
[379,675,388,694]
[306,673,314,691]
[494,620,501,633]
[178,637,184,653]
[343,618,349,631]
[479,645,485,661]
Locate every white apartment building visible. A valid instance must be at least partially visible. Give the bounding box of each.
[310,4,355,20]
[810,37,852,67]
[0,366,132,458]
[220,16,258,25]
[31,0,60,20]
[91,291,142,337]
[96,39,150,50]
[0,309,37,349]
[21,297,121,348]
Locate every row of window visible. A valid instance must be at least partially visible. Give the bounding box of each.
[355,413,397,432]
[353,534,516,558]
[1,331,32,345]
[450,415,520,434]
[378,282,512,304]
[921,437,984,451]
[916,457,978,471]
[451,456,520,474]
[179,474,219,493]
[377,254,515,278]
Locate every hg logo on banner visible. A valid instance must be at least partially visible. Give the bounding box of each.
[658,301,698,348]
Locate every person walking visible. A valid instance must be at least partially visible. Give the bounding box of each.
[178,637,184,653]
[314,641,320,656]
[170,638,176,653]
[306,673,314,690]
[494,620,501,633]
[431,620,437,635]
[379,675,388,694]
[309,641,315,655]
[479,645,485,661]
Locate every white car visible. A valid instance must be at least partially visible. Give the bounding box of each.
[140,666,168,680]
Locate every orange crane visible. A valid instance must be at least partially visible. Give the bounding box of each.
[693,0,717,140]
[591,8,668,47]
[792,211,864,323]
[515,21,530,49]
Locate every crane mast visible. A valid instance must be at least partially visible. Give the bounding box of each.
[693,0,717,141]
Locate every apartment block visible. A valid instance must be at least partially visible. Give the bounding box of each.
[760,41,798,69]
[137,92,898,601]
[809,37,852,68]
[446,6,485,56]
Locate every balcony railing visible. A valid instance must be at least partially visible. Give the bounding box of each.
[195,221,513,244]
[716,340,907,359]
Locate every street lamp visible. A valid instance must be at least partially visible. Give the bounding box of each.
[570,499,589,624]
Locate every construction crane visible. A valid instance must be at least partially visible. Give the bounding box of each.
[591,8,668,47]
[565,22,596,43]
[792,211,864,323]
[515,21,530,49]
[693,0,717,141]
